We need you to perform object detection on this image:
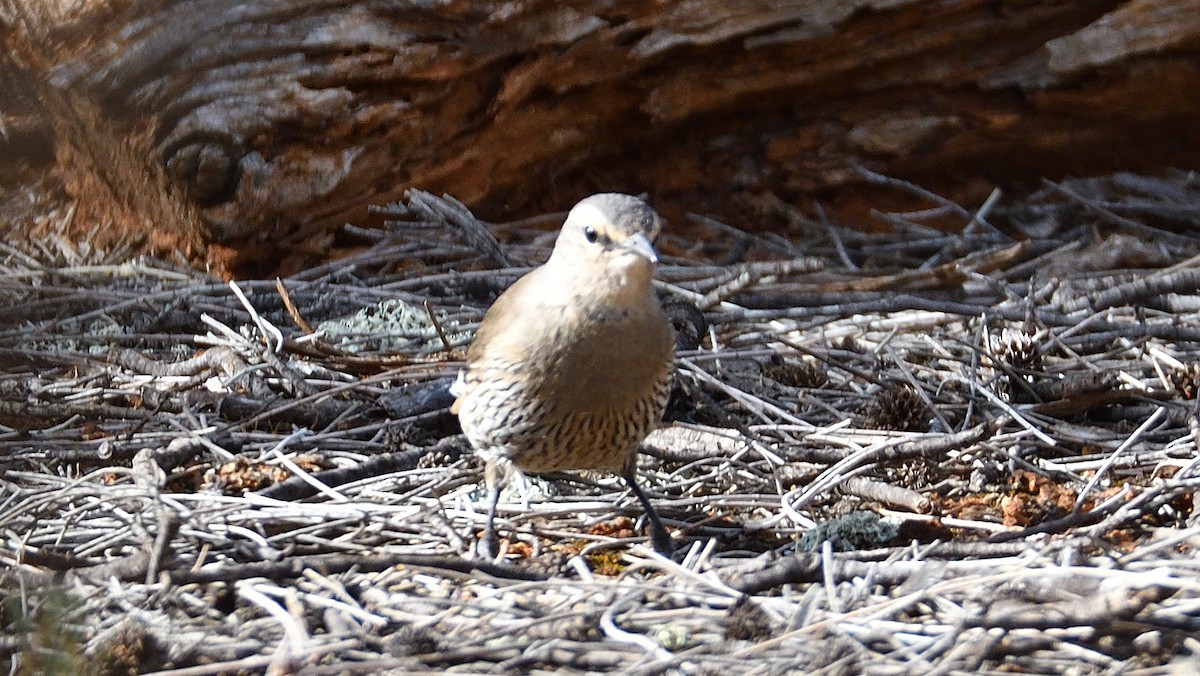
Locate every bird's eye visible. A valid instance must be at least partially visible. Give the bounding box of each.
[583,226,599,243]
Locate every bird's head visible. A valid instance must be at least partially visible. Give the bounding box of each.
[549,193,663,288]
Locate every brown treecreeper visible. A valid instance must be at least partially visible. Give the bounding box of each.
[451,193,676,557]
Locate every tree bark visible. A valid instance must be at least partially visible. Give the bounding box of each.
[6,0,1200,273]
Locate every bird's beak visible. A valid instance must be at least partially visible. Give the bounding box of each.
[620,232,658,263]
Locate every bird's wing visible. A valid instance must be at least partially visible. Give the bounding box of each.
[451,267,558,412]
[465,266,555,365]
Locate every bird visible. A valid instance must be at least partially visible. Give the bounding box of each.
[450,192,676,557]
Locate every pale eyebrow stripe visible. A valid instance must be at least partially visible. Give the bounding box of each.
[567,203,609,229]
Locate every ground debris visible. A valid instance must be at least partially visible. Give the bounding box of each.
[3,178,1200,673]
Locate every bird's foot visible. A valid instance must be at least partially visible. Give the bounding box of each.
[476,526,502,561]
[649,522,675,556]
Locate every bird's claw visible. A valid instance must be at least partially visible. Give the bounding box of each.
[649,524,675,556]
[477,527,501,561]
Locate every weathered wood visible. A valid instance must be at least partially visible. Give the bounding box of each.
[7,0,1200,272]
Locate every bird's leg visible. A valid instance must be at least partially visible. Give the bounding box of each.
[622,461,673,554]
[478,460,503,559]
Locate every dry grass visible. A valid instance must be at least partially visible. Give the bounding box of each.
[3,173,1200,673]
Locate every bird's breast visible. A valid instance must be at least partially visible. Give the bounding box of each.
[541,298,671,405]
[454,289,673,471]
